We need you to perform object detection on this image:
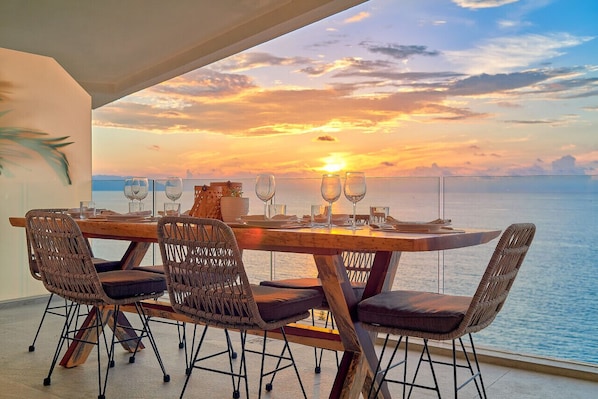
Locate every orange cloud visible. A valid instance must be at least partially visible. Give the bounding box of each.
[344,11,370,24]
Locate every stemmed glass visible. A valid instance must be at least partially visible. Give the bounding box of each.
[320,174,341,228]
[123,178,135,209]
[344,171,367,230]
[255,174,276,218]
[165,177,183,202]
[131,177,149,211]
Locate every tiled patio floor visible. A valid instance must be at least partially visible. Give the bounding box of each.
[1,297,596,398]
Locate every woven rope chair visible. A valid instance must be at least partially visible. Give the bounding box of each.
[157,216,323,399]
[260,249,378,372]
[358,223,536,398]
[26,210,170,399]
[25,208,121,352]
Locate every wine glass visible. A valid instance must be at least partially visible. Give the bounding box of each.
[344,171,367,230]
[132,177,149,211]
[123,178,135,204]
[320,174,341,228]
[255,174,276,217]
[165,177,183,202]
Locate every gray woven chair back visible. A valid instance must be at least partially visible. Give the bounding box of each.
[25,210,104,305]
[342,250,374,283]
[462,223,536,335]
[157,216,265,330]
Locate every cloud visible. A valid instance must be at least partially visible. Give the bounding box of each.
[316,135,337,142]
[452,0,519,9]
[563,88,598,99]
[497,19,532,29]
[447,71,553,96]
[444,33,594,74]
[333,68,463,81]
[212,52,311,72]
[305,39,342,49]
[361,42,440,60]
[152,69,256,99]
[93,52,595,144]
[496,101,522,108]
[503,116,574,127]
[551,155,585,175]
[94,63,591,138]
[344,11,370,24]
[411,163,454,176]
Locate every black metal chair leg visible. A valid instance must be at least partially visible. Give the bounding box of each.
[43,302,79,387]
[133,303,170,382]
[29,294,69,352]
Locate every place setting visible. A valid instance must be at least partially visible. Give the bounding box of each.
[312,171,464,234]
[235,175,306,228]
[369,215,464,234]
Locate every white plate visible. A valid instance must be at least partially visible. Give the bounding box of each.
[105,214,149,222]
[371,225,463,234]
[391,221,451,232]
[240,219,302,228]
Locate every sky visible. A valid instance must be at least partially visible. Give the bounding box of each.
[91,0,598,179]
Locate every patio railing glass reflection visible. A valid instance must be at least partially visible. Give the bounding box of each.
[91,175,598,367]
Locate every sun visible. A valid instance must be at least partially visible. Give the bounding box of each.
[321,154,347,173]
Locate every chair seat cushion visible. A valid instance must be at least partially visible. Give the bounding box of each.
[132,265,165,274]
[251,284,323,322]
[99,270,166,299]
[259,277,366,305]
[92,258,122,273]
[358,290,471,334]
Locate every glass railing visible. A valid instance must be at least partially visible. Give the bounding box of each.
[92,175,598,366]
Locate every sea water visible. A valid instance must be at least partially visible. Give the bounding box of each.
[91,175,598,365]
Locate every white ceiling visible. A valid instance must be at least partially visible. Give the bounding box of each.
[1,0,366,108]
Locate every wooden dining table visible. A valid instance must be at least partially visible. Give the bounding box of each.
[10,216,500,399]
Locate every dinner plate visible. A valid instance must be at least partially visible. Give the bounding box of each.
[105,214,150,222]
[371,225,464,234]
[391,221,452,232]
[240,219,303,228]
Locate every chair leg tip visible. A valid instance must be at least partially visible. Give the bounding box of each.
[233,391,240,399]
[178,342,185,349]
[28,345,36,352]
[129,357,135,364]
[266,383,273,392]
[43,377,51,386]
[314,366,321,374]
[163,374,170,383]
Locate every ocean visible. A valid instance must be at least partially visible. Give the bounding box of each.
[91,175,598,365]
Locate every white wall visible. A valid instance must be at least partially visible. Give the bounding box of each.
[0,48,92,301]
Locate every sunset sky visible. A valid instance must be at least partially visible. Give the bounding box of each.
[92,0,598,179]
